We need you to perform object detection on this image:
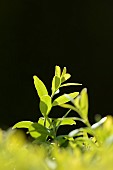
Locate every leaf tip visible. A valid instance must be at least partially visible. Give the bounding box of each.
[84,88,87,92]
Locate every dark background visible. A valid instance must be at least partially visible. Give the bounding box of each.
[0,0,113,129]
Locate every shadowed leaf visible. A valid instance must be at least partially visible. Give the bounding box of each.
[39,95,52,116]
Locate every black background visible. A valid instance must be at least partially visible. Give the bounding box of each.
[0,0,113,129]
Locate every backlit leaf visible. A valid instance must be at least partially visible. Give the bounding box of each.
[33,75,48,98]
[51,76,61,96]
[56,118,76,126]
[61,67,67,77]
[12,121,33,129]
[79,88,88,120]
[55,65,61,77]
[52,92,79,106]
[74,95,80,109]
[60,103,80,113]
[38,117,51,128]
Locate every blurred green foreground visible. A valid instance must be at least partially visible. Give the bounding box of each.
[0,115,113,170]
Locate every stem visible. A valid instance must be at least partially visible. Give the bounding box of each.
[63,109,72,119]
[44,117,46,127]
[56,109,72,131]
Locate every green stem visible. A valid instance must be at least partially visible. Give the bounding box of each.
[56,109,72,131]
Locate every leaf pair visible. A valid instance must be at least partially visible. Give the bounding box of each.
[51,65,81,97]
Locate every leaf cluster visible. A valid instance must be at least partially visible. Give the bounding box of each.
[12,66,108,148]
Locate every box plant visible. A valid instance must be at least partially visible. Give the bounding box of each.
[13,66,107,148]
[0,65,113,169]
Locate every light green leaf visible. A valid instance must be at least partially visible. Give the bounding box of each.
[12,121,33,129]
[52,92,79,106]
[38,117,51,128]
[60,104,80,113]
[79,88,88,120]
[51,76,61,96]
[60,83,82,87]
[74,95,80,109]
[56,118,76,126]
[61,67,67,77]
[33,75,48,98]
[39,95,52,116]
[61,73,71,83]
[55,65,61,77]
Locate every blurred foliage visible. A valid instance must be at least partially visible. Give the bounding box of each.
[1,65,113,169]
[0,115,113,170]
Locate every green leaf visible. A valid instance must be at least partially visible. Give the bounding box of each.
[32,135,47,143]
[60,83,82,87]
[12,121,33,129]
[52,92,79,106]
[60,104,80,113]
[51,76,61,96]
[29,123,50,138]
[61,67,67,77]
[79,88,88,120]
[74,95,80,109]
[55,65,61,77]
[61,73,71,83]
[38,117,51,128]
[55,136,68,147]
[39,95,52,116]
[56,118,76,126]
[33,75,48,98]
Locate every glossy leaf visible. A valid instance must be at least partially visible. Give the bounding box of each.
[68,129,80,137]
[52,92,79,106]
[39,95,52,116]
[91,117,107,129]
[51,76,61,96]
[54,89,60,95]
[61,67,67,77]
[12,121,33,129]
[33,75,48,98]
[55,65,61,77]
